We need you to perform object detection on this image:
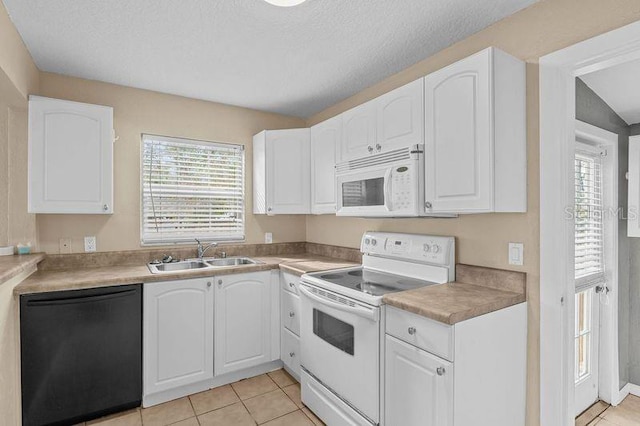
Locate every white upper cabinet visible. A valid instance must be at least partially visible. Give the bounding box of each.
[253,129,310,215]
[423,47,526,214]
[214,271,276,376]
[341,101,376,161]
[629,136,640,236]
[143,278,214,399]
[341,79,424,162]
[310,116,341,214]
[28,96,114,214]
[376,79,424,152]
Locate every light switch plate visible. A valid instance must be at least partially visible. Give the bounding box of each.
[265,232,273,244]
[508,243,524,266]
[84,236,97,253]
[59,238,72,254]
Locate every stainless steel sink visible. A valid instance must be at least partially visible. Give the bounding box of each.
[206,257,259,267]
[147,257,261,274]
[148,260,210,274]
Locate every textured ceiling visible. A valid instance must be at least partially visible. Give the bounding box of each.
[581,59,640,125]
[3,0,536,118]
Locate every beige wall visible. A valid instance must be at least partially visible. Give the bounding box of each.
[305,1,640,425]
[0,2,39,99]
[35,73,307,253]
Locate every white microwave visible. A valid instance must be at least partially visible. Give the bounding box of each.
[336,145,427,217]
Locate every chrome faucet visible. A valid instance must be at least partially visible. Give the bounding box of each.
[195,239,218,260]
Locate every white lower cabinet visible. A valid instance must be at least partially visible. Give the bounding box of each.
[214,271,277,375]
[143,278,214,398]
[384,303,527,426]
[385,335,453,426]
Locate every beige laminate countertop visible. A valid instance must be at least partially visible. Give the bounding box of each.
[14,254,358,295]
[0,253,46,286]
[382,264,527,325]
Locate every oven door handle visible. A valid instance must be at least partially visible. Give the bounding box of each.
[299,285,379,322]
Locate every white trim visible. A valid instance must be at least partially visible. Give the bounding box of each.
[540,20,640,425]
[614,382,640,406]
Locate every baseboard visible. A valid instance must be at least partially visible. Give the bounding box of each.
[614,382,640,405]
[143,360,284,407]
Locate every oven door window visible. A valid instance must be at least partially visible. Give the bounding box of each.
[313,308,355,356]
[342,178,384,207]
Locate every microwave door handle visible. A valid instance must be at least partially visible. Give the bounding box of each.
[383,168,393,211]
[299,285,379,322]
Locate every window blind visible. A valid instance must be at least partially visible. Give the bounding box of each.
[141,134,244,244]
[574,148,604,289]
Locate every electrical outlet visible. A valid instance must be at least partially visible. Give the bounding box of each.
[59,238,72,254]
[84,236,97,253]
[265,232,273,244]
[508,242,524,266]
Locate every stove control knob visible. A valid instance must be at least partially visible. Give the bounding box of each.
[432,244,441,254]
[371,239,377,246]
[364,238,370,245]
[423,244,431,252]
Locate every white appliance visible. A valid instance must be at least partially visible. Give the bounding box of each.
[336,145,425,217]
[299,232,455,426]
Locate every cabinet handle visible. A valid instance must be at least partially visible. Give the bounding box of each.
[289,282,295,288]
[289,312,295,318]
[436,367,446,376]
[207,281,212,288]
[425,201,432,209]
[408,326,416,335]
[367,145,374,153]
[267,207,273,212]
[289,352,295,358]
[375,143,382,151]
[102,204,109,212]
[218,279,223,287]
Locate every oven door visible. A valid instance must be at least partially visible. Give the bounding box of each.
[336,166,392,216]
[299,283,380,423]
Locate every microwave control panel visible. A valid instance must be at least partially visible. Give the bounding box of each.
[361,232,455,266]
[390,165,415,212]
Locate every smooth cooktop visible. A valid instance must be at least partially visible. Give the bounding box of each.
[311,267,440,297]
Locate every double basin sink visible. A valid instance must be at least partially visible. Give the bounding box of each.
[148,257,261,274]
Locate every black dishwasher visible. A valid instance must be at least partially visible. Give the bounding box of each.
[20,284,142,426]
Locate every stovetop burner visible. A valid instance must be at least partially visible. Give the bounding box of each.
[315,267,439,297]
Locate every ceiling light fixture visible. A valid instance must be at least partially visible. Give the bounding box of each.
[263,0,307,7]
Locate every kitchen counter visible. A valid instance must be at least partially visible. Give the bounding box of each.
[382,264,526,324]
[0,253,46,286]
[14,253,358,295]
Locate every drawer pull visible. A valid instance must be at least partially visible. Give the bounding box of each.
[289,312,295,318]
[408,326,416,335]
[289,282,295,288]
[289,352,295,358]
[436,367,446,376]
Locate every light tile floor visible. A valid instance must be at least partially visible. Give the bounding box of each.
[576,395,640,426]
[79,369,324,426]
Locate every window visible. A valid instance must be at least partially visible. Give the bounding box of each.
[141,134,244,245]
[573,144,604,384]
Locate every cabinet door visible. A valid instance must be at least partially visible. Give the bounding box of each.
[424,49,493,213]
[376,79,424,152]
[385,335,453,426]
[266,129,310,214]
[215,271,272,375]
[143,278,214,396]
[341,101,376,161]
[28,96,114,214]
[310,116,340,214]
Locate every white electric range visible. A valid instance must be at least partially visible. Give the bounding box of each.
[298,232,455,426]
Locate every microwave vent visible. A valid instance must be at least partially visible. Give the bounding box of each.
[336,145,422,173]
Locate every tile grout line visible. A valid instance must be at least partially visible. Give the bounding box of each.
[230,381,258,425]
[185,395,201,426]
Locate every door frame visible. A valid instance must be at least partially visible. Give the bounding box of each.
[540,21,640,425]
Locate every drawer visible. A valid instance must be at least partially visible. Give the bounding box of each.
[281,271,300,295]
[281,290,300,336]
[385,305,453,361]
[281,327,300,378]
